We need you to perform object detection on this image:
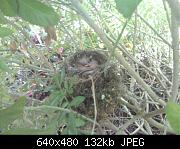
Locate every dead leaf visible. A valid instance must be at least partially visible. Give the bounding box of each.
[45,26,57,41]
[9,40,17,53]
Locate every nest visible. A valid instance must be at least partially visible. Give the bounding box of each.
[65,50,125,120]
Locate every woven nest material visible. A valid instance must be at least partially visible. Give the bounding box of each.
[65,50,126,119]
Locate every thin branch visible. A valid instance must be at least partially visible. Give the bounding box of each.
[144,108,165,119]
[109,19,129,59]
[167,0,180,102]
[26,105,100,127]
[162,0,171,29]
[166,0,180,26]
[137,14,172,48]
[69,0,166,106]
[90,77,97,135]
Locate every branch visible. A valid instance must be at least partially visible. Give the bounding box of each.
[167,0,180,102]
[166,0,180,26]
[90,77,97,135]
[137,14,172,48]
[26,105,100,127]
[69,0,166,106]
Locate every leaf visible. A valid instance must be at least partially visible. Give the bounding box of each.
[46,90,65,106]
[0,0,18,16]
[9,40,17,53]
[0,11,7,24]
[18,0,59,27]
[115,0,142,18]
[3,127,56,135]
[0,97,26,130]
[69,96,85,108]
[67,113,77,135]
[0,59,10,72]
[75,118,86,127]
[45,26,57,41]
[0,27,13,37]
[166,102,180,134]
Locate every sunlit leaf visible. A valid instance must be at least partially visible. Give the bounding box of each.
[166,102,180,134]
[115,0,142,18]
[0,27,13,37]
[18,0,59,26]
[0,97,26,130]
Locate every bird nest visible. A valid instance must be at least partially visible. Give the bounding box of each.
[65,50,125,120]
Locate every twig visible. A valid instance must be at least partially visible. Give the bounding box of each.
[162,0,171,29]
[144,108,165,119]
[132,9,138,55]
[146,118,174,133]
[25,105,100,127]
[6,19,56,72]
[90,76,97,135]
[123,106,148,134]
[9,60,54,74]
[137,14,172,48]
[69,0,166,106]
[130,119,144,135]
[109,19,129,60]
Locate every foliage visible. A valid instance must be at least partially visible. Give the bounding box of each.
[0,58,10,71]
[0,27,13,38]
[166,102,180,134]
[0,0,59,37]
[0,0,179,135]
[115,0,143,18]
[0,97,26,132]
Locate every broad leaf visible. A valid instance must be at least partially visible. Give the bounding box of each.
[115,0,142,18]
[0,0,18,16]
[166,102,180,134]
[69,96,85,108]
[0,97,26,130]
[0,59,10,72]
[18,0,59,27]
[0,27,13,37]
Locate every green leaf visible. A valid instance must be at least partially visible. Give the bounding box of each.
[0,97,26,130]
[48,91,65,106]
[0,0,18,16]
[3,127,56,135]
[0,27,13,37]
[67,113,77,135]
[75,118,86,127]
[166,102,180,134]
[69,96,85,108]
[115,0,142,18]
[0,59,10,72]
[18,0,59,27]
[0,11,7,24]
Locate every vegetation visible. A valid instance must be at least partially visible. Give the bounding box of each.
[0,0,179,135]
